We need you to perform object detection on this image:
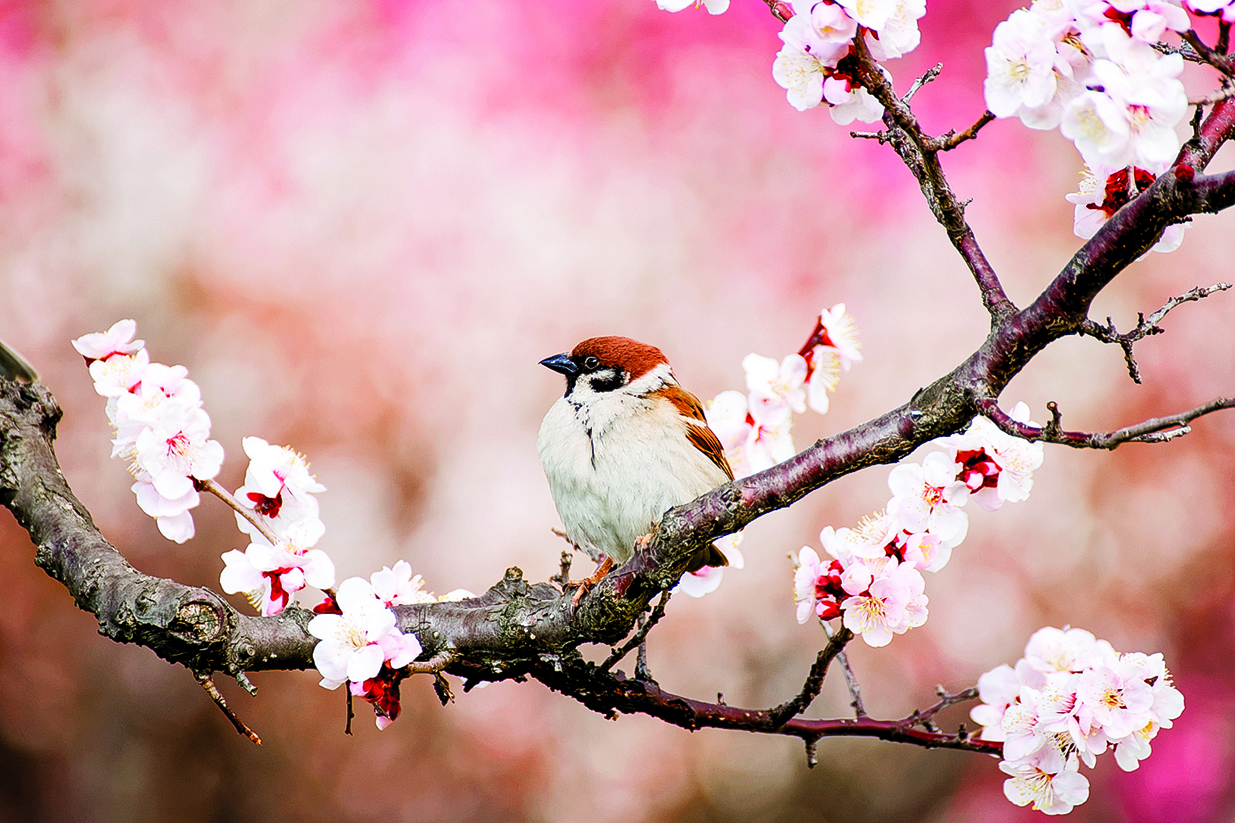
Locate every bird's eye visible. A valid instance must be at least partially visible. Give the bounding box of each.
[583,356,601,371]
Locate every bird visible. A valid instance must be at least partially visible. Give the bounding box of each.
[537,336,731,601]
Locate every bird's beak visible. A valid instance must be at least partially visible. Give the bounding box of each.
[539,353,578,376]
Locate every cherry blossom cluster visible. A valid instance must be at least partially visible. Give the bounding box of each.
[679,305,861,598]
[74,320,457,730]
[984,0,1205,252]
[972,626,1185,815]
[793,402,1045,646]
[308,575,426,730]
[707,303,861,479]
[654,0,923,121]
[72,320,224,543]
[219,436,334,616]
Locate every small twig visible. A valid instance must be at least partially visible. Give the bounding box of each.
[550,550,573,589]
[850,129,891,143]
[826,624,866,717]
[197,673,261,745]
[1220,19,1231,55]
[904,64,942,102]
[1079,283,1232,382]
[1183,30,1235,75]
[635,641,656,684]
[915,686,979,727]
[345,687,355,735]
[408,649,458,674]
[199,478,281,546]
[600,589,672,672]
[930,111,997,152]
[1189,84,1235,107]
[767,627,854,726]
[977,396,1235,450]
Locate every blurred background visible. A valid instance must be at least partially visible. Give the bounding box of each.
[1,0,1233,820]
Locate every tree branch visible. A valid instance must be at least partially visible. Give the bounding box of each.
[1078,282,1232,383]
[976,396,1235,449]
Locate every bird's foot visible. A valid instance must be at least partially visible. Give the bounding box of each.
[570,556,615,607]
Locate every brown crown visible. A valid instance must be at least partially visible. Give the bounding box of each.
[570,336,669,381]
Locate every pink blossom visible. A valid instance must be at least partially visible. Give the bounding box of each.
[1000,747,1091,815]
[886,452,970,544]
[308,578,421,691]
[839,559,927,647]
[676,533,744,598]
[71,319,145,361]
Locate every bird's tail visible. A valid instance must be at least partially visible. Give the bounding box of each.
[0,338,39,383]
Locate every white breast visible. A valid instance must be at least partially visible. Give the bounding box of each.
[537,391,730,563]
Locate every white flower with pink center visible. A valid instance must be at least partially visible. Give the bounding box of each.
[806,1,859,42]
[824,76,885,125]
[87,349,149,397]
[705,390,759,478]
[371,560,435,606]
[1066,164,1186,253]
[886,452,970,544]
[985,9,1059,118]
[744,353,809,415]
[1000,746,1090,815]
[1075,660,1155,739]
[132,404,224,501]
[940,401,1045,511]
[1023,626,1117,676]
[71,319,145,361]
[839,559,927,647]
[220,521,335,616]
[861,0,926,60]
[971,663,1023,739]
[308,578,421,690]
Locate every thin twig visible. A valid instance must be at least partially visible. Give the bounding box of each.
[767,627,853,726]
[600,589,672,672]
[904,64,942,102]
[1183,29,1235,75]
[915,686,979,727]
[198,673,261,745]
[1189,84,1235,107]
[931,111,997,152]
[1079,283,1232,382]
[977,396,1235,450]
[199,478,281,546]
[408,650,458,674]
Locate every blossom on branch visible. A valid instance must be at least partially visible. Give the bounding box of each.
[972,627,1184,814]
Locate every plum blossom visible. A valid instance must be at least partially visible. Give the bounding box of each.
[234,437,326,543]
[939,401,1045,511]
[308,578,422,691]
[886,451,970,544]
[839,559,927,647]
[371,560,436,606]
[220,518,334,616]
[984,9,1060,117]
[88,349,149,397]
[744,353,808,414]
[973,627,1183,813]
[1000,746,1091,815]
[1066,164,1187,252]
[71,319,144,361]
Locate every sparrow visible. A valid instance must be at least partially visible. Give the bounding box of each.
[537,336,731,599]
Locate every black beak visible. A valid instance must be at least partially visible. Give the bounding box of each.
[539,352,578,376]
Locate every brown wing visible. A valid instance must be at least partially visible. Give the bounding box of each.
[652,384,734,480]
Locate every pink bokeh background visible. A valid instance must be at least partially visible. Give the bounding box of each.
[1,1,1234,820]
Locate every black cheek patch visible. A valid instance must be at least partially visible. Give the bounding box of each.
[587,368,626,393]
